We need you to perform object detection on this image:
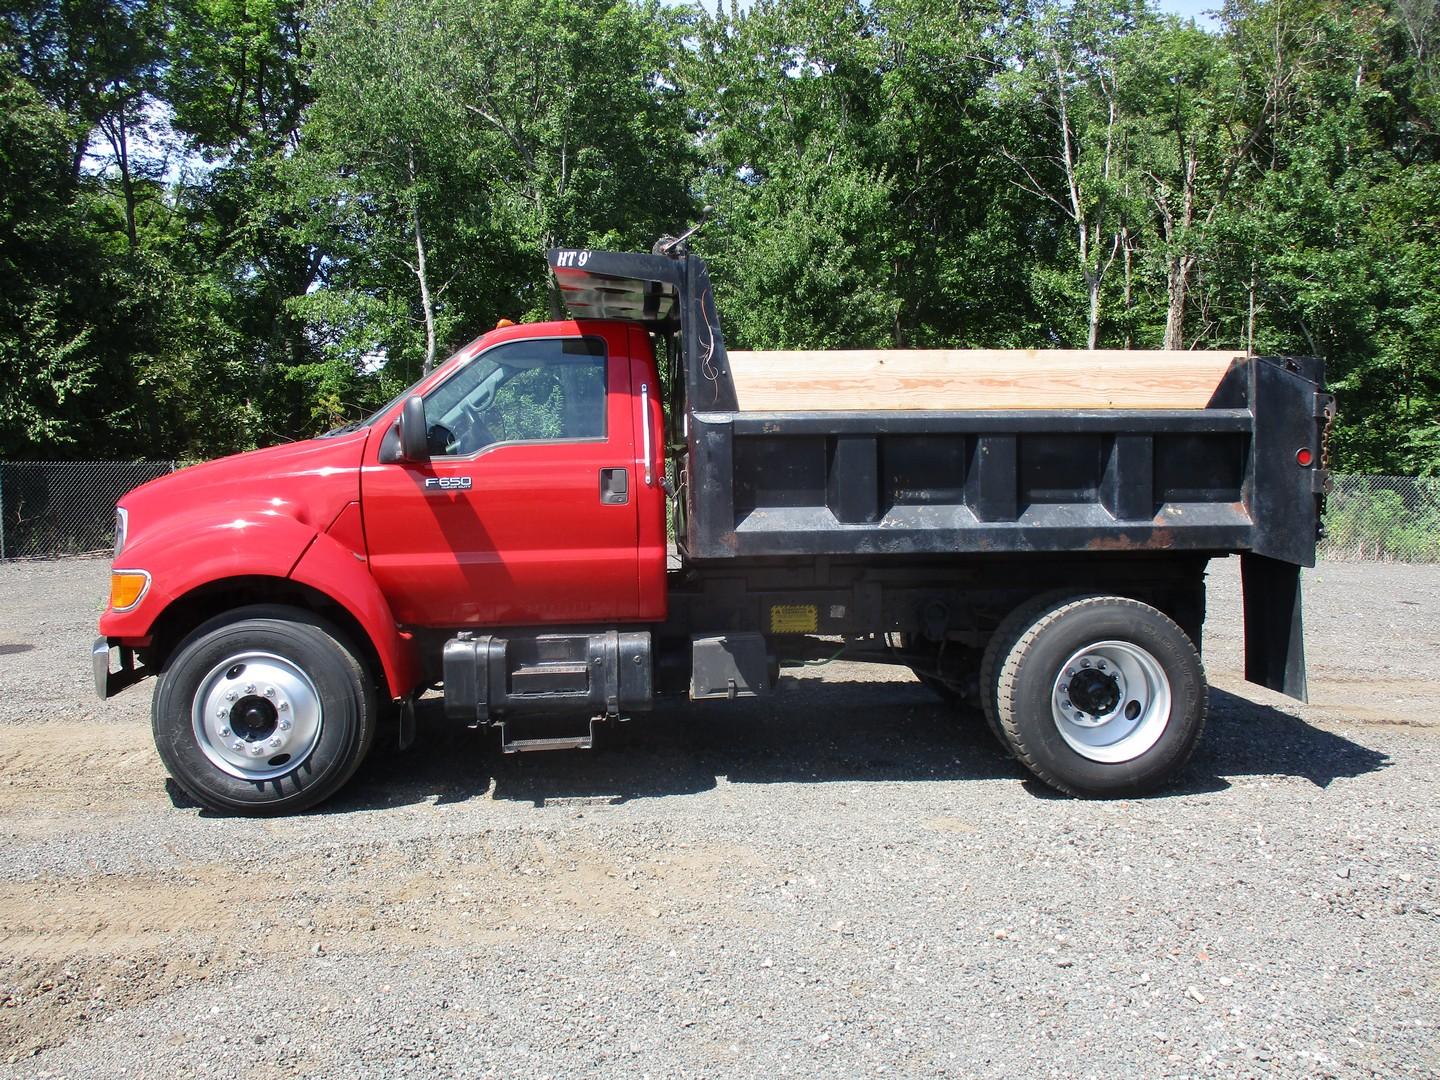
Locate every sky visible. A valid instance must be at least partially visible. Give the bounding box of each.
[1156,0,1222,30]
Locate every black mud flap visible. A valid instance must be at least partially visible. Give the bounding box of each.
[1240,554,1308,702]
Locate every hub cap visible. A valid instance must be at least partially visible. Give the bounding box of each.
[1050,640,1171,764]
[191,651,323,780]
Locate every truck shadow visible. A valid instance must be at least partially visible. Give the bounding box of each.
[330,680,1391,813]
[1189,686,1391,790]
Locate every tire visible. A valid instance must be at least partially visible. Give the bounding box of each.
[992,595,1206,797]
[152,605,377,815]
[979,591,1073,754]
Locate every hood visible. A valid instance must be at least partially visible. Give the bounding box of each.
[120,430,370,546]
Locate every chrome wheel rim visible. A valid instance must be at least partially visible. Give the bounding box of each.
[1050,640,1171,764]
[191,651,323,780]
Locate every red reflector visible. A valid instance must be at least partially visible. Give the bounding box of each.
[1296,448,1314,467]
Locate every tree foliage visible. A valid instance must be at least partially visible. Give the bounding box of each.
[0,0,1437,473]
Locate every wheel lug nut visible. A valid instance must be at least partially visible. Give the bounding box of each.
[244,684,255,694]
[1081,660,1091,668]
[269,737,282,748]
[219,726,231,737]
[225,691,237,702]
[279,719,291,731]
[1098,661,1107,671]
[232,740,244,751]
[278,702,289,712]
[264,687,276,698]
[249,743,263,755]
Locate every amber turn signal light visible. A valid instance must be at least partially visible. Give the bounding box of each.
[108,571,150,611]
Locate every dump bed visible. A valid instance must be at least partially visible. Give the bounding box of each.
[548,248,1333,569]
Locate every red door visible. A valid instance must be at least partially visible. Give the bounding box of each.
[362,323,641,627]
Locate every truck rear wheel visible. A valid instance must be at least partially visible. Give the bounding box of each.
[152,605,377,815]
[991,595,1206,797]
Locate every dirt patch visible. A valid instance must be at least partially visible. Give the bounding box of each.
[0,950,217,1061]
[0,831,766,1060]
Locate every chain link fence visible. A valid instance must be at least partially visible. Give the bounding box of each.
[0,462,175,560]
[0,461,1436,562]
[1318,474,1440,563]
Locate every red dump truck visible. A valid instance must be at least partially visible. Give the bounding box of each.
[94,245,1332,813]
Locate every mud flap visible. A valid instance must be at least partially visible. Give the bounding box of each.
[1241,554,1308,702]
[397,694,417,751]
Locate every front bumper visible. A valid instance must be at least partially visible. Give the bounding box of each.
[92,637,147,699]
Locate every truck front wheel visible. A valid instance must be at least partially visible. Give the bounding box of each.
[152,606,377,814]
[992,596,1206,797]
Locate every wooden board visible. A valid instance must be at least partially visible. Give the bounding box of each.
[726,349,1244,412]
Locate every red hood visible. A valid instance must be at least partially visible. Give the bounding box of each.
[120,430,370,544]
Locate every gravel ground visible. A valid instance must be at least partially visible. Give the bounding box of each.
[0,556,1436,1079]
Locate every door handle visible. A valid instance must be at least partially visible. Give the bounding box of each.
[599,467,629,505]
[640,383,653,487]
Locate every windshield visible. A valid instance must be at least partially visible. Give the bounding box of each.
[321,333,489,437]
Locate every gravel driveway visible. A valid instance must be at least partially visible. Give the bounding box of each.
[0,557,1436,1079]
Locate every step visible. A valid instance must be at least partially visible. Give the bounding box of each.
[509,661,590,696]
[496,717,598,754]
[500,734,595,754]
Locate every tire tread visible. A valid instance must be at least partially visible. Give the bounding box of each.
[979,590,1076,753]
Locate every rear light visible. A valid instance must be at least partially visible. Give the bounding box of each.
[108,570,150,612]
[1296,448,1314,467]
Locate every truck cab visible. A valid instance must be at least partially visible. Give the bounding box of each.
[362,320,668,628]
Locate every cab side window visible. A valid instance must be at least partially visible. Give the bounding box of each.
[424,337,606,456]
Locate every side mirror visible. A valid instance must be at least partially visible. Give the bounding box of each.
[398,395,430,463]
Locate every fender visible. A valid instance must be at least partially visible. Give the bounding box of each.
[289,530,421,698]
[99,509,318,640]
[100,507,421,700]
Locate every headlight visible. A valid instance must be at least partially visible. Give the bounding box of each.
[113,507,128,560]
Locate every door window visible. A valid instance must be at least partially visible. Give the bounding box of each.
[423,337,607,456]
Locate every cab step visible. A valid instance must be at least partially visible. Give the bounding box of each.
[496,716,599,754]
[508,660,590,696]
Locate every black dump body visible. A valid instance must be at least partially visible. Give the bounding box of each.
[549,248,1333,572]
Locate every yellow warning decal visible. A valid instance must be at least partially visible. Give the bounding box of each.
[769,604,818,634]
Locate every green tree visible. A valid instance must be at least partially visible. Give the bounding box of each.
[293,0,693,402]
[687,0,900,348]
[998,0,1148,349]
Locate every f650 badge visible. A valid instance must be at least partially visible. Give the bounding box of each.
[424,476,473,491]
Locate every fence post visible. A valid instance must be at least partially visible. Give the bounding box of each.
[0,460,6,561]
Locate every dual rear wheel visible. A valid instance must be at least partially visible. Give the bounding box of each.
[975,594,1207,797]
